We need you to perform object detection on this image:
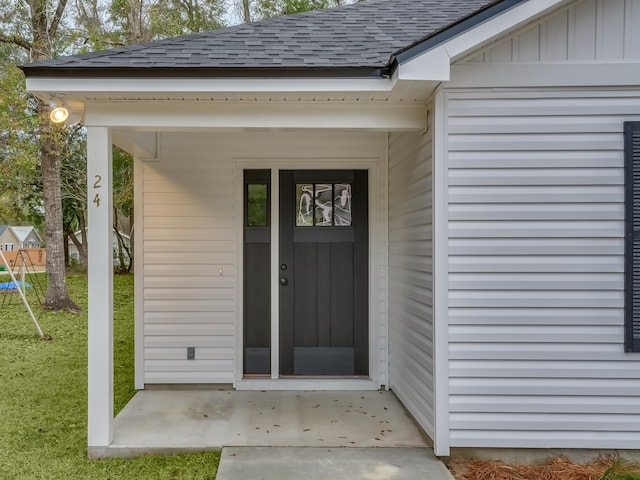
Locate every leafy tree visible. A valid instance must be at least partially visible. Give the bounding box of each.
[112,146,133,274]
[0,61,42,229]
[0,0,81,310]
[239,0,359,22]
[148,0,225,38]
[59,125,88,268]
[82,0,226,45]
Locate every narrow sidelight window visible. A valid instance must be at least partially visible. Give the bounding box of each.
[247,183,268,227]
[243,169,271,375]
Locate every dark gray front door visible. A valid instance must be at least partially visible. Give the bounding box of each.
[279,170,368,376]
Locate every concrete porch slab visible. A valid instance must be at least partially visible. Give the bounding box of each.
[216,447,455,480]
[102,390,429,457]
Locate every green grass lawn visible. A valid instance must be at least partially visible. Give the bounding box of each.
[0,273,219,479]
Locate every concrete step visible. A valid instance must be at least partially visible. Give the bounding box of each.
[216,447,454,480]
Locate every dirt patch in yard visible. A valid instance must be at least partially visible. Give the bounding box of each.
[446,456,640,480]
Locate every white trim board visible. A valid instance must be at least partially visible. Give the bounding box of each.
[432,90,451,457]
[448,62,640,88]
[133,157,145,390]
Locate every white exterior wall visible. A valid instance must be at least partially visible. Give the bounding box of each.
[388,123,435,439]
[446,90,640,448]
[443,89,640,449]
[439,0,640,450]
[139,130,387,385]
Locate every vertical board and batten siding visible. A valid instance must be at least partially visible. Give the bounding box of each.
[142,130,387,384]
[444,89,640,449]
[464,0,640,64]
[388,126,435,439]
[469,0,640,63]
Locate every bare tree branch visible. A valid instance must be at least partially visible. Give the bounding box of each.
[0,34,33,51]
[49,0,69,39]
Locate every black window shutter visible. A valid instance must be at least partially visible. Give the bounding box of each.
[625,121,640,352]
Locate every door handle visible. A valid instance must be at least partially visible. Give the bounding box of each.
[280,277,288,286]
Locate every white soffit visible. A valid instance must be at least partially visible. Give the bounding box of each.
[398,0,569,81]
[26,76,398,101]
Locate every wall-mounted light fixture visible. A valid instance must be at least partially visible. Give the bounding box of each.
[48,95,81,125]
[48,96,69,123]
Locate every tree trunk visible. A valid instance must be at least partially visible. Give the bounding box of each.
[67,216,87,269]
[64,231,69,267]
[113,207,133,274]
[76,211,88,267]
[242,0,251,22]
[28,0,78,311]
[129,223,134,273]
[39,101,80,311]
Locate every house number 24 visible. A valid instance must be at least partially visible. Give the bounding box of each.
[93,175,102,208]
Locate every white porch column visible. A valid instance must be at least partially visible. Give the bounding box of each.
[86,127,114,450]
[432,91,451,457]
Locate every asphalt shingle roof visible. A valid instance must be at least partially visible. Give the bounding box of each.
[23,0,506,76]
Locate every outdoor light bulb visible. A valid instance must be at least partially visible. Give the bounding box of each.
[49,106,69,123]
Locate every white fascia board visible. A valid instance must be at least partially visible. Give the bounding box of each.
[25,76,397,97]
[83,100,425,131]
[398,0,568,81]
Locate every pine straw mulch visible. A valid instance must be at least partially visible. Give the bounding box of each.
[446,456,640,480]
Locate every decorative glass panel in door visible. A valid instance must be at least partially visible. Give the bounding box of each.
[295,183,352,227]
[334,184,352,226]
[296,184,313,226]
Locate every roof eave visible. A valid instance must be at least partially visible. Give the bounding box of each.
[20,65,394,79]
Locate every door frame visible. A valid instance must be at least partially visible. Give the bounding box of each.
[234,159,384,390]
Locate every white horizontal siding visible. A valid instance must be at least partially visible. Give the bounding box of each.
[144,335,233,348]
[450,256,623,272]
[388,126,435,440]
[144,371,234,383]
[141,132,234,384]
[464,0,640,63]
[145,347,234,359]
[449,238,623,255]
[444,89,640,449]
[142,130,386,385]
[451,395,640,413]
